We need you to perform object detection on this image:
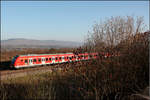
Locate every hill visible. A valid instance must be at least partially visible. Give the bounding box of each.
[1,38,83,49]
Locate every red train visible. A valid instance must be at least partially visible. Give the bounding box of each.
[11,52,98,69]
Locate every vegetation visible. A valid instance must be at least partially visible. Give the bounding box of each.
[0,16,149,100]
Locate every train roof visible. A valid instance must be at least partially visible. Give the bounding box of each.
[19,53,74,57]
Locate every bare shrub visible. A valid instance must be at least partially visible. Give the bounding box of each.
[84,16,148,53]
[76,16,150,99]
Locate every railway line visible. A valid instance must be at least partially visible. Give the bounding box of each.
[0,60,86,81]
[0,63,68,81]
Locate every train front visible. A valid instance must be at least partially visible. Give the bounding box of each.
[10,55,19,69]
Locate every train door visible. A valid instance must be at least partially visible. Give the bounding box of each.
[41,57,45,64]
[75,55,78,61]
[62,56,65,62]
[69,56,72,62]
[29,58,33,65]
[52,57,55,64]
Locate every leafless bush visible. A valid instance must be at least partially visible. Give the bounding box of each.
[75,16,149,99]
[84,16,148,53]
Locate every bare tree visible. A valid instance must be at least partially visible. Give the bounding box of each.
[84,16,148,53]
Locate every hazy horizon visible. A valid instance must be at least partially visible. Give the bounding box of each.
[1,37,83,43]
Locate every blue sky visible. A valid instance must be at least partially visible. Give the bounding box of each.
[1,1,149,42]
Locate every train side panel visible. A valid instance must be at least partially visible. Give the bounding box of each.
[12,53,98,69]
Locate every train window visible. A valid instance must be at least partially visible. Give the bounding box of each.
[59,57,61,60]
[67,57,68,59]
[70,57,72,60]
[56,57,58,60]
[38,58,41,62]
[33,59,36,62]
[21,59,23,62]
[49,58,51,61]
[46,58,48,61]
[25,59,28,63]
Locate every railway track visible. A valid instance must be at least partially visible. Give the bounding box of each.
[0,58,96,81]
[0,63,67,81]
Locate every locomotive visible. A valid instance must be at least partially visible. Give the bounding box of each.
[10,52,98,69]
